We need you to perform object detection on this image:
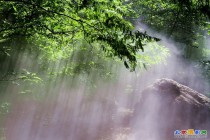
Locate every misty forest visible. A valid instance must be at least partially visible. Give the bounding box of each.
[0,0,210,140]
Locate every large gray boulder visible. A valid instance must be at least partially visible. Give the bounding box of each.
[132,78,210,140]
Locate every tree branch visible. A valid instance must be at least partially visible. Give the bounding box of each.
[0,0,101,32]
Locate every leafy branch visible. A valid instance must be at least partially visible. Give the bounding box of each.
[0,0,161,70]
[0,70,42,83]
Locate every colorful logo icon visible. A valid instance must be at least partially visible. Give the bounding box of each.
[200,130,207,135]
[194,130,200,135]
[174,130,181,135]
[187,129,194,135]
[174,129,207,139]
[181,130,187,135]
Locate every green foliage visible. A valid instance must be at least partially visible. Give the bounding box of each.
[198,60,210,79]
[132,0,209,46]
[131,1,209,58]
[136,41,170,69]
[130,0,210,81]
[0,102,10,114]
[42,40,119,86]
[0,69,42,84]
[207,22,210,35]
[0,0,160,70]
[0,0,170,92]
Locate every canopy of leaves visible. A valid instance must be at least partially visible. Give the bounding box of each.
[132,0,209,46]
[0,0,161,71]
[131,0,210,80]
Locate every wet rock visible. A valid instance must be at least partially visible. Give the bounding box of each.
[132,78,210,140]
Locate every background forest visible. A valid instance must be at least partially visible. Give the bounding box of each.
[0,0,210,140]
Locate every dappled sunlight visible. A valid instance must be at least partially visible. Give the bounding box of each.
[1,0,210,140]
[1,42,210,140]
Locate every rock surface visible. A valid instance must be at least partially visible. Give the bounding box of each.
[132,78,210,140]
